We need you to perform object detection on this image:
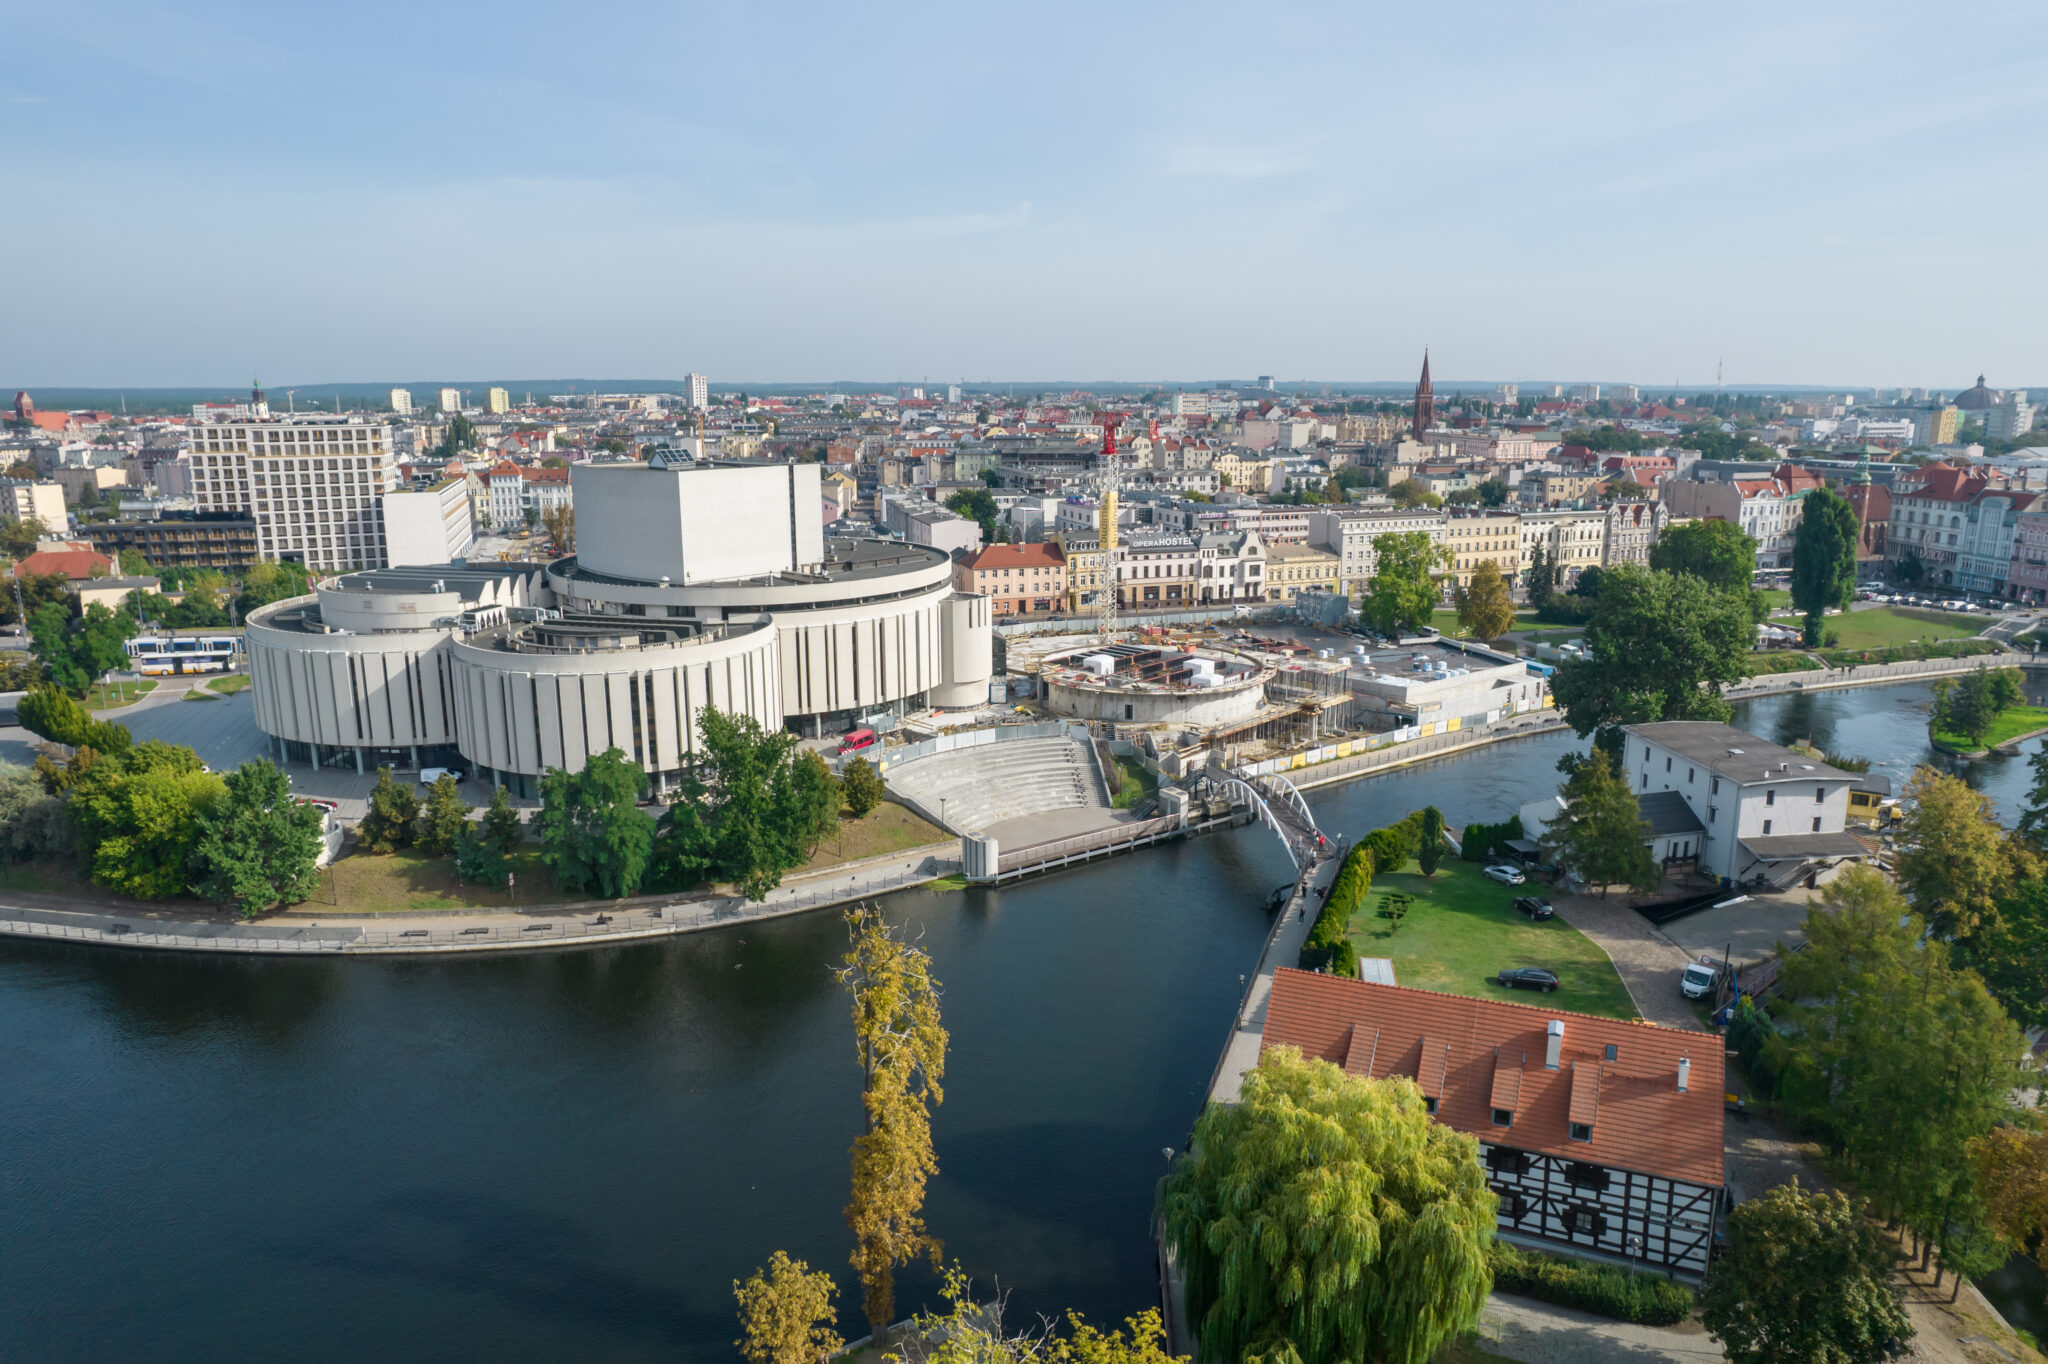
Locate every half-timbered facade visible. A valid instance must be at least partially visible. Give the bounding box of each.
[1261,970,1725,1279]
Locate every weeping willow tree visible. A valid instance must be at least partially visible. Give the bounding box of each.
[1159,1047,1496,1364]
[838,905,948,1348]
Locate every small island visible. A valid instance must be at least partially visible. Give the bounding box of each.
[1929,665,2048,756]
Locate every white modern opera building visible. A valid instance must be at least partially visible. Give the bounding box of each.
[246,458,993,795]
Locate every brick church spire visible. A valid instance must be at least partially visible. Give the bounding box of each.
[1411,350,1435,439]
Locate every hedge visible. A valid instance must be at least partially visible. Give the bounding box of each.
[1459,814,1524,864]
[1299,842,1372,975]
[17,686,132,755]
[1486,1241,1693,1326]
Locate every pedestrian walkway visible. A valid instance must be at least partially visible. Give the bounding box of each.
[1206,850,1342,1104]
[0,844,959,956]
[1548,893,1704,1031]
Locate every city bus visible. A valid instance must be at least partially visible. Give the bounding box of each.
[126,635,241,676]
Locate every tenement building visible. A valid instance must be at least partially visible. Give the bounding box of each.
[1262,971,1725,1279]
[246,459,993,794]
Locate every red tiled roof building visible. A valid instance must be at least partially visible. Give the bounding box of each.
[1261,970,1725,1277]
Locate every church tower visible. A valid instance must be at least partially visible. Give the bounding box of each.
[1411,351,1435,438]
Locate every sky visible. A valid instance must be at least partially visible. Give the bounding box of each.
[4,0,2046,391]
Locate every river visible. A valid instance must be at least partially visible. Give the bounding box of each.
[0,681,2034,1360]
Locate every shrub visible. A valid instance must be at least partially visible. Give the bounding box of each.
[1299,843,1374,974]
[1486,1241,1693,1326]
[1725,996,1779,1094]
[17,685,131,755]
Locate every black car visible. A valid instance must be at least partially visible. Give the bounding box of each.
[1512,896,1555,921]
[1497,967,1560,993]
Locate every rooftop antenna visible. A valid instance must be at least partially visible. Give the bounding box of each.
[285,389,297,414]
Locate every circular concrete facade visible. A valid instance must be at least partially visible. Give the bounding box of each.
[1041,645,1271,728]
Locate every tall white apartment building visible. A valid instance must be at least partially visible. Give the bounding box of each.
[684,372,709,411]
[486,387,510,415]
[438,388,462,415]
[389,388,414,416]
[188,416,399,571]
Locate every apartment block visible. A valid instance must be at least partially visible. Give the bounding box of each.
[188,415,400,571]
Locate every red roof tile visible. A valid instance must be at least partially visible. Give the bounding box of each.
[961,543,1065,571]
[1261,971,1725,1187]
[13,548,112,581]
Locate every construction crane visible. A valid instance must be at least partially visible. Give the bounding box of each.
[1093,410,1126,640]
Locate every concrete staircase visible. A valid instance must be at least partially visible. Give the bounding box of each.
[885,736,1106,832]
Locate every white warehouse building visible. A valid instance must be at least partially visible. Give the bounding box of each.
[246,458,994,795]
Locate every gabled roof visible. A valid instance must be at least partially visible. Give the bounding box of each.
[961,542,1064,571]
[1262,970,1724,1188]
[12,547,112,581]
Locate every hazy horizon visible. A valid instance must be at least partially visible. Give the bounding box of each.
[7,2,2045,389]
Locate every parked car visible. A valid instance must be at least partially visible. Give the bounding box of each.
[1483,864,1526,886]
[1681,961,1719,999]
[1498,967,1560,993]
[420,766,466,785]
[1512,895,1555,920]
[838,727,878,754]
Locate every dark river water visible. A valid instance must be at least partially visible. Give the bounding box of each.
[1,681,2034,1361]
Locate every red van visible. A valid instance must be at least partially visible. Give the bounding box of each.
[838,728,877,755]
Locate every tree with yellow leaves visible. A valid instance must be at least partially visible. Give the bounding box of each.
[838,905,948,1349]
[733,1250,843,1364]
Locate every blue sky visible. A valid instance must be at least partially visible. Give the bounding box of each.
[5,1,2045,390]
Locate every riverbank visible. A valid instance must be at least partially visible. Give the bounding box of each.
[0,843,958,955]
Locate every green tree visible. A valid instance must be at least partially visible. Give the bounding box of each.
[432,412,478,458]
[416,773,468,856]
[480,784,524,855]
[0,515,46,560]
[16,685,130,753]
[1790,485,1860,645]
[1894,765,2028,936]
[944,487,1001,544]
[1159,1047,1495,1364]
[1417,804,1447,877]
[234,560,313,617]
[191,758,325,918]
[655,707,828,900]
[1362,531,1449,637]
[1931,666,2023,749]
[1524,542,1555,608]
[536,747,655,897]
[117,548,151,577]
[1701,1181,1911,1364]
[357,766,420,853]
[838,905,948,1350]
[0,761,68,862]
[1648,517,1759,595]
[1537,749,1659,896]
[0,569,71,628]
[68,740,224,897]
[453,821,508,887]
[1452,558,1514,641]
[732,1250,843,1364]
[1770,867,2023,1263]
[840,755,885,820]
[1549,567,1753,755]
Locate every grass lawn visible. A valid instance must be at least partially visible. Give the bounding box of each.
[794,800,950,874]
[1933,702,2048,752]
[207,675,250,695]
[1346,859,1638,1021]
[1432,609,1540,640]
[86,680,155,709]
[1110,755,1159,809]
[1775,605,1981,651]
[182,689,221,702]
[1755,587,1794,610]
[326,847,555,912]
